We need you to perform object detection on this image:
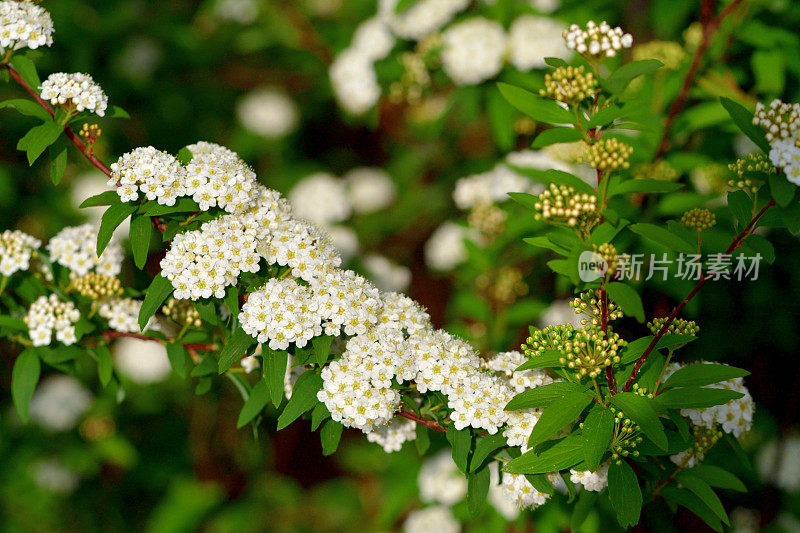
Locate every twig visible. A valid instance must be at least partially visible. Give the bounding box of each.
[599,285,618,394]
[398,410,446,433]
[621,199,775,392]
[654,0,746,158]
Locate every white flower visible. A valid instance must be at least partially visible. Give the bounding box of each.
[47,223,123,277]
[288,172,351,225]
[25,294,80,347]
[109,146,187,206]
[29,375,92,431]
[344,167,396,214]
[0,1,54,53]
[327,225,359,263]
[452,163,536,210]
[39,72,108,116]
[378,0,470,41]
[241,354,260,374]
[214,0,258,23]
[98,298,142,333]
[362,254,411,292]
[441,18,507,85]
[403,505,461,533]
[756,435,800,492]
[564,21,633,58]
[366,417,416,452]
[424,222,477,271]
[488,462,519,520]
[501,471,550,509]
[184,141,258,213]
[351,17,395,61]
[570,464,609,492]
[329,49,381,115]
[113,337,172,384]
[507,15,570,71]
[237,88,299,138]
[0,229,40,276]
[418,450,467,505]
[32,459,80,494]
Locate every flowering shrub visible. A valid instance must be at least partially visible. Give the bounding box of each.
[1,0,800,531]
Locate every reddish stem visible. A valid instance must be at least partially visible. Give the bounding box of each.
[599,286,618,394]
[398,410,446,433]
[621,199,775,393]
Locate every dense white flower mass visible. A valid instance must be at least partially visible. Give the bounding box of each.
[109,146,187,205]
[329,48,381,115]
[0,1,54,53]
[570,465,610,492]
[29,375,92,431]
[0,229,40,276]
[98,297,142,333]
[237,88,299,138]
[418,450,467,505]
[185,141,258,212]
[378,0,469,41]
[424,222,478,271]
[288,172,351,225]
[32,458,80,494]
[39,72,108,116]
[756,435,800,492]
[366,417,417,452]
[351,17,395,61]
[47,224,123,277]
[344,167,396,214]
[501,471,550,509]
[25,294,80,346]
[327,225,359,262]
[488,462,520,520]
[441,18,507,85]
[113,337,172,384]
[664,362,755,437]
[403,505,461,533]
[507,15,570,71]
[312,268,382,336]
[564,21,633,58]
[362,254,411,292]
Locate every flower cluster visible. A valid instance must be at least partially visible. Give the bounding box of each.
[424,221,478,271]
[583,138,633,172]
[633,40,686,70]
[288,172,351,226]
[379,0,469,42]
[109,146,187,205]
[540,65,597,104]
[98,297,141,333]
[236,88,298,138]
[533,183,599,229]
[635,160,680,181]
[25,294,80,346]
[647,317,699,337]
[0,229,40,276]
[345,167,397,215]
[728,153,774,192]
[184,141,257,212]
[365,417,417,452]
[564,21,633,59]
[418,451,467,505]
[39,73,108,116]
[441,17,506,85]
[670,425,722,469]
[161,298,202,328]
[501,472,550,509]
[507,15,571,71]
[561,328,626,379]
[753,99,800,184]
[570,290,623,327]
[484,350,553,394]
[402,505,460,533]
[681,207,716,231]
[47,224,123,277]
[570,465,610,491]
[0,0,54,53]
[70,272,123,300]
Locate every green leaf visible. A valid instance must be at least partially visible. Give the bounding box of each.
[742,233,775,264]
[655,387,743,409]
[675,472,729,525]
[93,345,113,387]
[97,201,137,256]
[606,282,645,322]
[80,190,120,208]
[689,465,746,492]
[525,473,554,494]
[663,363,749,388]
[276,371,322,430]
[446,425,472,473]
[264,346,288,407]
[515,349,565,371]
[770,173,795,207]
[0,98,51,121]
[505,381,583,410]
[728,190,753,228]
[662,487,723,532]
[503,436,584,474]
[143,197,201,216]
[607,179,683,198]
[571,489,599,531]
[511,167,596,196]
[107,105,130,119]
[312,335,333,366]
[497,82,575,124]
[193,300,220,326]
[11,349,40,423]
[394,0,419,13]
[467,465,490,517]
[603,59,663,94]
[752,49,785,95]
[217,326,257,373]
[531,127,584,148]
[610,392,667,451]
[236,379,270,428]
[507,191,539,211]
[177,147,194,165]
[0,315,28,331]
[544,57,568,68]
[628,222,695,254]
[320,419,343,455]
[581,406,615,471]
[527,392,592,447]
[190,353,217,377]
[720,97,770,153]
[48,141,68,185]
[166,342,189,378]
[10,55,40,88]
[223,285,239,317]
[470,433,507,472]
[415,424,430,455]
[608,460,642,528]
[129,213,152,270]
[17,121,62,165]
[138,274,173,330]
[310,403,330,431]
[487,87,517,151]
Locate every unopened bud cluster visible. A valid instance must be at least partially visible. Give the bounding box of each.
[522,324,575,359]
[647,317,699,337]
[752,99,800,142]
[468,203,506,239]
[632,40,685,70]
[70,272,123,300]
[595,243,620,276]
[583,138,633,172]
[162,297,202,328]
[610,407,642,464]
[533,183,598,229]
[483,266,527,305]
[563,21,633,59]
[728,153,773,193]
[634,160,679,182]
[570,289,622,327]
[560,328,626,379]
[539,66,597,104]
[680,207,716,231]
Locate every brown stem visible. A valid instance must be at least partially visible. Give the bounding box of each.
[620,199,775,393]
[398,410,446,433]
[599,285,618,394]
[654,0,746,159]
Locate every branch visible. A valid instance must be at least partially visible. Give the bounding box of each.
[621,199,775,392]
[599,285,618,394]
[398,410,446,433]
[654,0,746,158]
